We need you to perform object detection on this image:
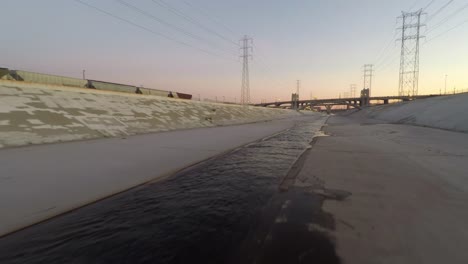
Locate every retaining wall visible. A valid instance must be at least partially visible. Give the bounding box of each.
[12,70,88,87]
[0,80,300,148]
[2,68,187,98]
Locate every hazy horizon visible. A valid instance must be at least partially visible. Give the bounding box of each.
[2,0,467,103]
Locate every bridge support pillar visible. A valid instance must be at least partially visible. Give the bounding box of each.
[360,88,370,106]
[291,93,299,110]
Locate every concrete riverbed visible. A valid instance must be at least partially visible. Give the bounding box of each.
[0,114,325,237]
[2,100,468,263]
[0,115,331,264]
[296,114,468,263]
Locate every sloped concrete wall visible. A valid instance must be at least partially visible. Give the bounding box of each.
[353,93,468,133]
[0,80,300,148]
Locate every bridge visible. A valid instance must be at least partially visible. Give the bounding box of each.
[255,94,444,111]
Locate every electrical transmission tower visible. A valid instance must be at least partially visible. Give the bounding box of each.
[240,35,253,105]
[363,64,373,96]
[397,9,425,97]
[350,84,357,97]
[296,80,301,99]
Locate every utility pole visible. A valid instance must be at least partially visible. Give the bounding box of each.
[397,9,425,97]
[445,74,448,95]
[82,70,86,80]
[363,64,373,96]
[240,35,253,106]
[350,84,357,97]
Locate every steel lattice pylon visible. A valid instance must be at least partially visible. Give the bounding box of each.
[398,10,425,97]
[240,35,253,105]
[363,64,373,97]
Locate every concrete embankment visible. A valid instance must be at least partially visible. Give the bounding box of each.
[0,80,300,148]
[351,93,468,132]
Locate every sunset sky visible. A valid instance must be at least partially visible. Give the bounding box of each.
[2,0,468,103]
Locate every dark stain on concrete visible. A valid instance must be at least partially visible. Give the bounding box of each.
[32,110,74,126]
[230,187,341,264]
[25,102,49,109]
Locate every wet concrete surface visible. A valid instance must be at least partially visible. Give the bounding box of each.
[302,115,468,264]
[231,187,341,264]
[0,117,340,264]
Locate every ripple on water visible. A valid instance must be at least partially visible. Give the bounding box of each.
[0,119,327,264]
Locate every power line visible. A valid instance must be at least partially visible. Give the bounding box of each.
[374,1,465,95]
[375,48,398,71]
[375,54,400,72]
[374,29,399,72]
[251,60,291,96]
[426,3,468,34]
[408,0,422,11]
[374,1,430,70]
[251,42,291,89]
[249,56,292,98]
[151,0,239,49]
[115,0,238,57]
[426,17,468,42]
[423,0,436,11]
[373,13,404,70]
[426,0,454,22]
[180,0,239,38]
[374,29,398,66]
[152,0,239,47]
[73,0,234,60]
[376,3,468,71]
[249,43,292,103]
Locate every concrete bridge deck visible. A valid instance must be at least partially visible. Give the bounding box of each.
[256,94,443,108]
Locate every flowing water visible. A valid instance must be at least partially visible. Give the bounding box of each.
[0,116,339,264]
